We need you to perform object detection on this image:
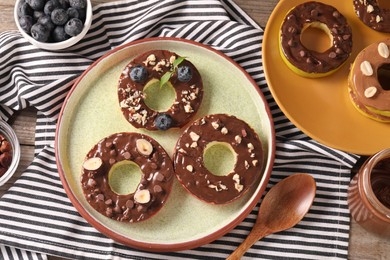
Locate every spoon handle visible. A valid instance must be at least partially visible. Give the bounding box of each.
[226,223,271,260]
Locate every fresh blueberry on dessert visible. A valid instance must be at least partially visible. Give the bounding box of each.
[154,114,173,130]
[177,66,192,82]
[130,65,148,82]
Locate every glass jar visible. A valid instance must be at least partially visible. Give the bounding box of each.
[348,148,390,237]
[0,119,21,186]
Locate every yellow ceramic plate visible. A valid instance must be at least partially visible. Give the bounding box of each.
[55,38,275,251]
[263,0,390,155]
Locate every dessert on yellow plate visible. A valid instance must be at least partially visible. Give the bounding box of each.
[353,0,390,33]
[348,40,390,123]
[279,1,352,78]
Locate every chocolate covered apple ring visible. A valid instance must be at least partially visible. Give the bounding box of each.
[118,50,203,131]
[353,0,390,33]
[280,1,352,78]
[81,132,174,222]
[173,114,264,204]
[348,40,390,122]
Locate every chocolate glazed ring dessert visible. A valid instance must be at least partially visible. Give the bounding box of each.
[353,0,390,33]
[81,132,174,222]
[118,50,203,131]
[173,114,264,204]
[280,1,352,78]
[348,40,390,122]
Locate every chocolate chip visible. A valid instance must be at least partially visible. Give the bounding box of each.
[105,141,113,148]
[126,200,134,209]
[110,149,117,156]
[150,162,158,170]
[114,205,122,214]
[241,129,247,137]
[333,11,340,18]
[310,9,318,17]
[109,158,116,165]
[123,152,131,160]
[137,205,146,212]
[343,34,351,40]
[97,194,104,201]
[299,50,306,57]
[336,48,343,54]
[106,207,113,217]
[331,28,338,34]
[105,199,113,205]
[306,57,313,64]
[288,39,295,47]
[155,172,165,182]
[329,52,337,58]
[153,185,163,193]
[287,14,296,21]
[87,178,96,187]
[288,26,296,34]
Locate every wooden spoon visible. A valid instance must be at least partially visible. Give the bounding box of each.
[227,173,316,260]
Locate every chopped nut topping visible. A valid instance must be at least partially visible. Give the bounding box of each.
[184,104,194,113]
[169,55,176,64]
[376,15,382,23]
[211,122,219,129]
[190,132,200,141]
[250,153,255,158]
[136,139,153,156]
[221,127,228,135]
[200,118,206,125]
[367,5,374,13]
[247,143,254,150]
[186,165,193,172]
[235,135,242,144]
[134,189,151,204]
[235,183,243,192]
[185,143,190,148]
[178,148,187,154]
[245,160,250,169]
[190,142,198,148]
[252,160,258,167]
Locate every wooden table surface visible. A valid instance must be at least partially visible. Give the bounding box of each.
[1,0,389,259]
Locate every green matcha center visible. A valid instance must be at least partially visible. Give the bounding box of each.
[109,161,142,195]
[203,141,237,176]
[143,79,176,112]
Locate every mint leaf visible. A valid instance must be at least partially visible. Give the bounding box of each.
[160,71,173,88]
[173,56,186,68]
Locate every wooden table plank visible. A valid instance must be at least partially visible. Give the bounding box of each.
[0,0,389,259]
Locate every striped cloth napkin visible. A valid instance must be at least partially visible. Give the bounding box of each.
[0,0,359,259]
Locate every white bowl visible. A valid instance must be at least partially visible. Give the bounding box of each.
[14,0,92,50]
[0,120,21,187]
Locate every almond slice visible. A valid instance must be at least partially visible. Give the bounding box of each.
[83,157,103,171]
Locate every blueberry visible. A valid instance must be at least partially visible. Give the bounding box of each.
[77,8,86,22]
[130,65,148,82]
[38,15,55,32]
[66,7,79,19]
[52,26,70,42]
[64,18,83,36]
[69,0,86,9]
[26,0,45,11]
[58,0,70,9]
[19,15,33,34]
[31,23,50,42]
[51,8,68,25]
[33,10,44,22]
[154,114,173,130]
[44,0,60,15]
[177,66,192,82]
[18,1,33,17]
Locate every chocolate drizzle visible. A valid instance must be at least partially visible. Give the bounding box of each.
[353,0,390,33]
[118,50,203,131]
[280,2,352,74]
[173,114,264,204]
[81,132,174,223]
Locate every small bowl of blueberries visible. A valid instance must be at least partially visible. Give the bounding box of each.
[14,0,92,50]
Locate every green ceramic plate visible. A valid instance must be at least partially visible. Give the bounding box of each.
[55,38,275,252]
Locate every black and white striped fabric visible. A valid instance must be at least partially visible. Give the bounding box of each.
[0,0,359,259]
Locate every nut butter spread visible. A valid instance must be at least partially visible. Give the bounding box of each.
[280,1,352,74]
[173,114,264,204]
[81,132,174,223]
